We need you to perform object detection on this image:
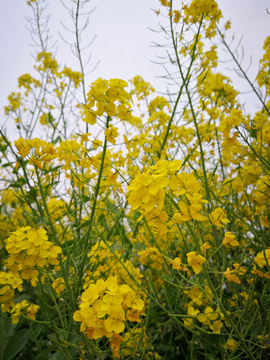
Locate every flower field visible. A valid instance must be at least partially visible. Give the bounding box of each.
[0,0,270,359]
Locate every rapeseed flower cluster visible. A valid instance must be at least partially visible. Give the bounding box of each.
[0,226,61,313]
[73,275,145,357]
[10,300,39,324]
[4,92,22,115]
[82,78,134,126]
[14,137,57,169]
[127,160,183,234]
[18,73,41,96]
[36,52,59,75]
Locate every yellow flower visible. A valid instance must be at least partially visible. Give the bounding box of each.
[36,52,59,74]
[129,75,155,100]
[222,232,239,247]
[254,248,270,268]
[49,245,62,258]
[73,275,144,338]
[159,0,170,6]
[187,306,200,317]
[233,263,246,275]
[39,114,48,126]
[260,216,270,227]
[10,300,29,324]
[210,320,222,333]
[186,252,206,274]
[226,338,237,352]
[61,67,83,88]
[201,243,211,253]
[92,139,103,149]
[224,267,241,284]
[172,257,182,270]
[82,107,97,125]
[169,172,201,195]
[27,303,39,320]
[210,208,230,227]
[82,78,134,124]
[197,306,218,325]
[14,137,31,158]
[110,333,124,359]
[52,278,65,295]
[104,316,125,334]
[173,10,181,23]
[175,193,208,222]
[5,92,22,114]
[184,0,222,38]
[80,133,91,144]
[104,126,119,145]
[81,284,100,305]
[224,20,231,30]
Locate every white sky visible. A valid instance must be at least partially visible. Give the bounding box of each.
[1,0,269,137]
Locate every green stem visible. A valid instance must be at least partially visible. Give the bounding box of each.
[77,115,110,285]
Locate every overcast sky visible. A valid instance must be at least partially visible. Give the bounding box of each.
[1,0,269,136]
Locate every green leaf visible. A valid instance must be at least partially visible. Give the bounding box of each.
[157,344,172,352]
[0,317,16,359]
[43,165,61,175]
[8,183,21,189]
[3,329,30,360]
[0,144,8,152]
[4,318,16,340]
[81,195,91,203]
[13,293,31,304]
[17,177,27,186]
[0,317,6,359]
[250,128,257,139]
[2,162,14,168]
[47,353,59,360]
[47,352,66,360]
[24,188,38,204]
